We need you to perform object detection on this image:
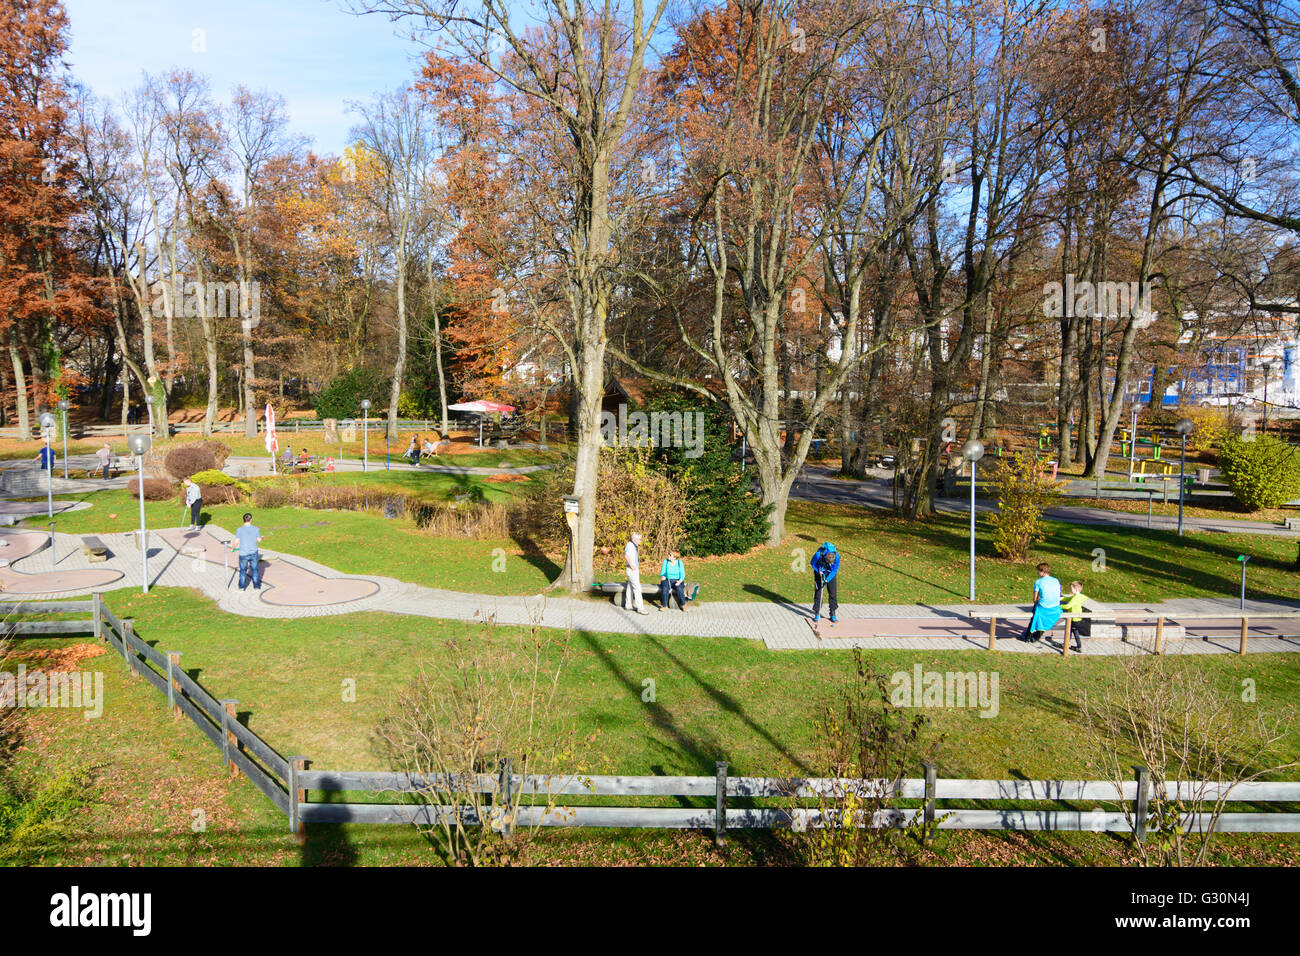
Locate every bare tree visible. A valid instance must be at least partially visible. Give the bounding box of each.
[349,0,668,590]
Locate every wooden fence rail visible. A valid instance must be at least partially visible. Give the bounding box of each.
[6,600,1300,845]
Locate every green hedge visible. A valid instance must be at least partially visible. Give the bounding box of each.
[1217,435,1300,510]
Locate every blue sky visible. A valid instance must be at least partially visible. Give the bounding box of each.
[63,0,423,156]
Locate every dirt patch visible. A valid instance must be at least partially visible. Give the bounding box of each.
[15,642,107,673]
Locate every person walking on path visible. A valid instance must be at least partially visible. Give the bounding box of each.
[624,531,649,615]
[1060,580,1090,653]
[95,442,112,480]
[659,549,690,611]
[230,512,264,591]
[33,442,55,471]
[811,541,840,623]
[181,477,203,532]
[1022,561,1062,642]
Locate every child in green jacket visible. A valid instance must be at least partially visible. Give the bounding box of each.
[1060,580,1090,653]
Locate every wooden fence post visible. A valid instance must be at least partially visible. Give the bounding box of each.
[91,592,102,640]
[498,758,514,839]
[1134,766,1150,844]
[1240,617,1249,656]
[288,755,307,844]
[988,616,997,651]
[1154,617,1164,655]
[121,620,136,676]
[1062,617,1072,658]
[715,761,728,847]
[922,762,937,843]
[165,652,181,716]
[222,700,239,776]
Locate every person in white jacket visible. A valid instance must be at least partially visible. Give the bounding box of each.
[182,477,202,532]
[623,532,649,615]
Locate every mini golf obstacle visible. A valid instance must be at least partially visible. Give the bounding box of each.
[157,527,380,607]
[0,529,124,593]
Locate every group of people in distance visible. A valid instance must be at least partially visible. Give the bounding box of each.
[280,446,336,472]
[403,434,449,465]
[621,535,1090,650]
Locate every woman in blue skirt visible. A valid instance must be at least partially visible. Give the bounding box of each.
[1023,561,1062,642]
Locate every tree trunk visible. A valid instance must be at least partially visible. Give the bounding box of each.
[426,255,449,435]
[388,254,408,441]
[7,332,30,440]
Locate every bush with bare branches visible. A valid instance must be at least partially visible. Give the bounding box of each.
[1081,650,1296,866]
[374,618,594,866]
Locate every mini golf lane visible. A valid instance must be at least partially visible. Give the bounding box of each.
[157,528,380,607]
[0,530,124,593]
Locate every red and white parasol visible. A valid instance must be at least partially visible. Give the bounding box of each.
[264,403,278,471]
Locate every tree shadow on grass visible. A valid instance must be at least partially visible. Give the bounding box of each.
[576,631,722,773]
[742,583,808,616]
[645,636,812,775]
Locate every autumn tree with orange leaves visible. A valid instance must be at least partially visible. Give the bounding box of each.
[0,0,106,439]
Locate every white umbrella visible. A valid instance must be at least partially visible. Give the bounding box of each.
[448,399,516,447]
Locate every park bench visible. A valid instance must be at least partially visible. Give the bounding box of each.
[81,535,109,563]
[596,580,702,609]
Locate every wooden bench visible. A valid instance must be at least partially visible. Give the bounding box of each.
[596,580,702,608]
[81,535,109,563]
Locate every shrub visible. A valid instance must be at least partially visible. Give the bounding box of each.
[1145,406,1233,456]
[190,469,250,494]
[251,482,291,509]
[645,394,770,556]
[517,447,686,572]
[987,451,1061,560]
[312,367,389,420]
[196,484,242,505]
[126,477,175,500]
[199,440,231,467]
[1218,435,1300,510]
[163,444,218,480]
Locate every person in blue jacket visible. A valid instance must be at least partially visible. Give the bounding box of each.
[811,541,840,623]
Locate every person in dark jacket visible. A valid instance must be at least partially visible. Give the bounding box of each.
[811,541,840,623]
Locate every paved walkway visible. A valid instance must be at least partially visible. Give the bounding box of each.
[224,455,548,478]
[3,524,1299,656]
[791,467,1300,538]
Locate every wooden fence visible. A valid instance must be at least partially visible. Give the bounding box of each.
[5,598,1300,844]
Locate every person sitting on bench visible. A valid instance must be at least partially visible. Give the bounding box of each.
[659,549,690,611]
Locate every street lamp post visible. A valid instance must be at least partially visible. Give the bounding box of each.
[128,433,152,594]
[360,399,371,472]
[1175,418,1194,536]
[962,438,985,602]
[58,399,69,479]
[1237,554,1251,610]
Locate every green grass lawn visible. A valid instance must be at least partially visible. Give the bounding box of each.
[10,586,1300,866]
